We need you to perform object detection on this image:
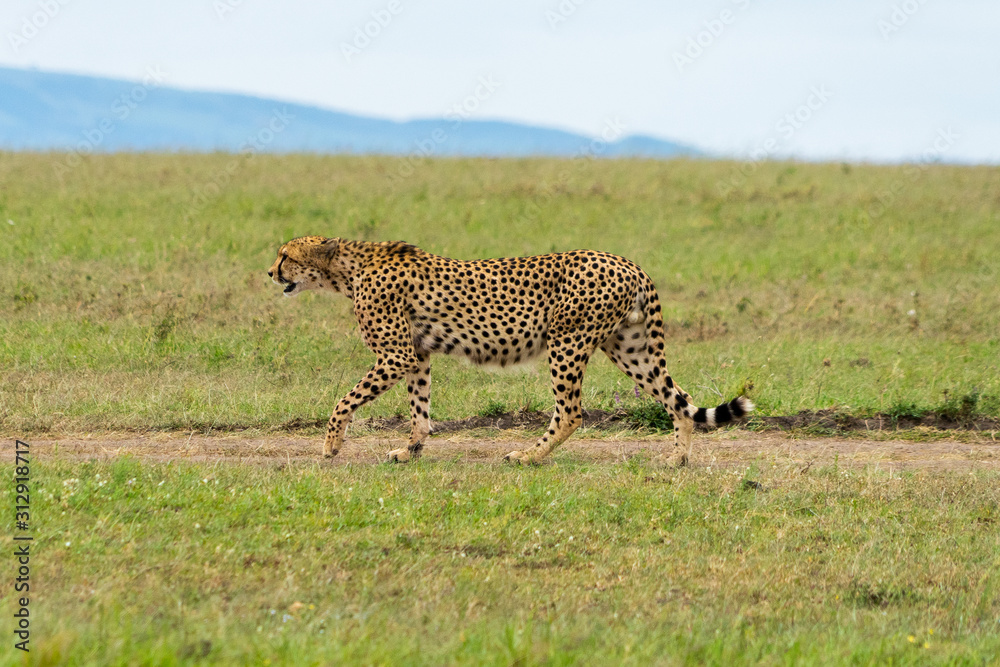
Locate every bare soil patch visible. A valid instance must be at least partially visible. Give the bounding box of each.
[25,430,1000,471]
[286,408,1000,435]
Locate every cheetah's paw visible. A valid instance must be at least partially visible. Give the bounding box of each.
[655,451,688,468]
[322,434,342,459]
[387,447,414,463]
[503,450,535,465]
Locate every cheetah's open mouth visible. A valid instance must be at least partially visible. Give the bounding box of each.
[282,281,298,294]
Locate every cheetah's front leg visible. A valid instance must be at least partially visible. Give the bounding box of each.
[324,361,407,457]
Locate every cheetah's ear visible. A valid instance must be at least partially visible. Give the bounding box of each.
[320,237,341,262]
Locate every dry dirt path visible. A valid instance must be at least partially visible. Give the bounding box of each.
[18,431,1000,471]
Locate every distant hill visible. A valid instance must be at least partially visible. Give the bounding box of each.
[0,67,699,158]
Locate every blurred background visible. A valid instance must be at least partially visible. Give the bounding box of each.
[2,0,998,162]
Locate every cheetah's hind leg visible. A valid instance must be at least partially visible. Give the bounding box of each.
[387,353,432,463]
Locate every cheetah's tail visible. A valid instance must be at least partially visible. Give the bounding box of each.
[637,277,754,428]
[692,396,755,428]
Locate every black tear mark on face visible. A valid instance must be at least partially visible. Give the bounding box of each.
[275,255,288,281]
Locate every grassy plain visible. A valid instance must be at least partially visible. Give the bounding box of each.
[3,154,1000,665]
[8,453,1000,665]
[1,153,999,434]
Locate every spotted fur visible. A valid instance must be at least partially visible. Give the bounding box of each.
[268,236,753,465]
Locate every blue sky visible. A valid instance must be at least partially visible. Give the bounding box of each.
[3,0,998,162]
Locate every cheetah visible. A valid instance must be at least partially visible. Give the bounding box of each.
[268,236,753,465]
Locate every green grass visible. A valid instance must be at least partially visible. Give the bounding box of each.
[4,154,999,665]
[11,456,999,665]
[1,153,999,434]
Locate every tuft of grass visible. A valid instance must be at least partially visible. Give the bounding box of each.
[886,400,928,422]
[937,389,999,424]
[479,398,509,419]
[622,400,674,431]
[847,580,922,609]
[884,390,1000,426]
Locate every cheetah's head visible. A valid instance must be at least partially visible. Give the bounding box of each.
[268,236,341,297]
